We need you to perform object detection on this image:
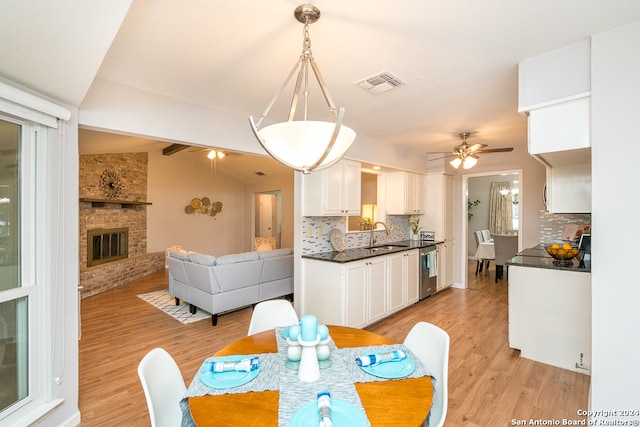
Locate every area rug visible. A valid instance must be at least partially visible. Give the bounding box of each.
[137,290,211,324]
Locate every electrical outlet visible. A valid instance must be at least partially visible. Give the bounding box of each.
[317,226,323,237]
[306,227,313,238]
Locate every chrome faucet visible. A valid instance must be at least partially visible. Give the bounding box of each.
[370,221,391,248]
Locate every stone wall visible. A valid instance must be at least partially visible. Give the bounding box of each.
[79,152,165,298]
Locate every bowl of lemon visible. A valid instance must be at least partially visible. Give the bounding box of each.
[545,242,580,261]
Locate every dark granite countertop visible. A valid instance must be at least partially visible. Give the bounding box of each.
[506,244,591,273]
[302,240,443,263]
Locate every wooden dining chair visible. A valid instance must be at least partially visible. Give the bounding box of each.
[403,321,450,427]
[137,347,186,427]
[247,299,299,336]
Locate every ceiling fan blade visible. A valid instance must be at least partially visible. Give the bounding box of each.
[466,143,487,152]
[428,154,455,161]
[475,147,514,153]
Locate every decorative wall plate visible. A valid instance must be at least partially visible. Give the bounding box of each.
[191,198,202,209]
[212,201,223,213]
[329,229,346,252]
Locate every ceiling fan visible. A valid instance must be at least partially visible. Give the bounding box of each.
[431,132,514,169]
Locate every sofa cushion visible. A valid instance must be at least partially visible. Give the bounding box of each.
[169,249,190,261]
[188,251,217,266]
[258,248,292,259]
[216,251,260,265]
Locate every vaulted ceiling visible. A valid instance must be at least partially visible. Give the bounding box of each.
[3,0,640,158]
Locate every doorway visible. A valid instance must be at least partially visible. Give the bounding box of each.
[254,191,282,249]
[463,170,521,291]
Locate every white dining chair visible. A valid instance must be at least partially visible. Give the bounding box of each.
[403,322,450,427]
[247,299,299,336]
[137,347,187,427]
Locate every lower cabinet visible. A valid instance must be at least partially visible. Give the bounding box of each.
[388,250,419,314]
[302,250,418,328]
[436,241,454,291]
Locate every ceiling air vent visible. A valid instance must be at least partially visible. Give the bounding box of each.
[355,71,405,94]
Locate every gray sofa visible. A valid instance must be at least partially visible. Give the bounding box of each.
[166,248,294,326]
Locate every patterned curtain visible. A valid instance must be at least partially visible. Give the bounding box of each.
[489,182,513,235]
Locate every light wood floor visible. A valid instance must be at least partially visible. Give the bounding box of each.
[78,264,590,426]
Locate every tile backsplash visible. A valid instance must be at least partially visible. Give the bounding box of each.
[301,215,413,254]
[539,211,591,243]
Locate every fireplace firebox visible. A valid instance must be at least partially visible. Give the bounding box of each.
[87,227,128,267]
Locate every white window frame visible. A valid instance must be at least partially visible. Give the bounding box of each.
[0,115,56,424]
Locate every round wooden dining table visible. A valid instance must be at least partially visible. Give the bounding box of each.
[188,325,433,427]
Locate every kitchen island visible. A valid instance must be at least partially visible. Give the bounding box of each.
[506,245,591,374]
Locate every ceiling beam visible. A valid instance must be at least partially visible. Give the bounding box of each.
[162,143,189,156]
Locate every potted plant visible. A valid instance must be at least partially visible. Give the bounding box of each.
[359,217,373,230]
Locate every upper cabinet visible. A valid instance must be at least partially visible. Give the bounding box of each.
[385,171,426,215]
[302,159,361,216]
[519,39,592,213]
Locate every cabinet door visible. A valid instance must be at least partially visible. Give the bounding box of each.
[343,160,362,215]
[405,250,419,304]
[323,162,346,215]
[387,253,405,314]
[345,262,367,328]
[366,257,387,324]
[416,174,427,214]
[528,97,590,155]
[437,241,454,291]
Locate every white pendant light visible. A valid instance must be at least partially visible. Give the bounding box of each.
[249,4,356,174]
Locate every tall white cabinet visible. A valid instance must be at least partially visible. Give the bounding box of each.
[424,173,454,290]
[385,171,426,214]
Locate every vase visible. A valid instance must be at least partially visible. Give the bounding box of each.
[411,232,420,241]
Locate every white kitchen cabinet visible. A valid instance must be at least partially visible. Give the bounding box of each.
[527,98,592,213]
[385,171,426,215]
[509,265,591,374]
[363,257,387,324]
[302,159,361,216]
[436,242,454,291]
[302,249,419,328]
[528,97,591,157]
[388,249,419,314]
[424,173,454,241]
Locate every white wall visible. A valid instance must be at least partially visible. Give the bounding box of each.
[146,149,295,256]
[590,20,640,414]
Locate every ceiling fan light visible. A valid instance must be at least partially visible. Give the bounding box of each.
[207,149,216,160]
[450,157,462,169]
[462,156,477,169]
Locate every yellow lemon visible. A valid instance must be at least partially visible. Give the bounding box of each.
[562,243,572,250]
[552,243,560,249]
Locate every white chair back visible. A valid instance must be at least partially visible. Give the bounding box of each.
[481,229,491,242]
[247,299,299,336]
[137,348,186,427]
[403,322,450,427]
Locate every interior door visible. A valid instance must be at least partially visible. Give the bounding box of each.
[258,194,275,237]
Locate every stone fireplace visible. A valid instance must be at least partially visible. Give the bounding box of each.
[79,152,164,298]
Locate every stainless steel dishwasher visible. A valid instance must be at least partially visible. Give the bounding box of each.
[419,245,438,299]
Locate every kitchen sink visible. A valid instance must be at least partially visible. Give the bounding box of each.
[369,245,409,252]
